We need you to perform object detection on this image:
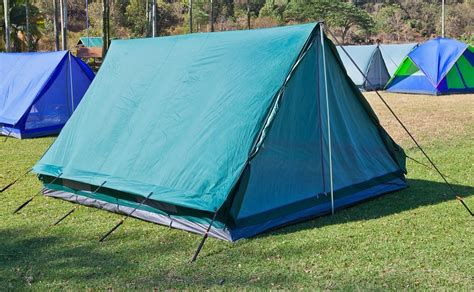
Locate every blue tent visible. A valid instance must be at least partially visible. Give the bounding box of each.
[386,38,474,95]
[33,24,407,241]
[0,51,94,138]
[336,45,389,91]
[379,43,418,77]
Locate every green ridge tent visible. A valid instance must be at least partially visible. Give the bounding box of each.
[33,23,407,242]
[77,37,103,48]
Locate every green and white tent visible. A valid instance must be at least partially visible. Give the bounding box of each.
[386,37,474,95]
[77,37,103,48]
[33,23,407,242]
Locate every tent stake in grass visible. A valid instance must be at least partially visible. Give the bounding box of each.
[0,169,32,193]
[3,126,14,142]
[191,209,218,262]
[325,27,473,217]
[52,181,107,226]
[13,173,63,214]
[99,192,154,242]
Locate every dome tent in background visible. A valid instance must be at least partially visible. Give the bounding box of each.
[386,37,474,95]
[33,23,407,242]
[0,51,95,139]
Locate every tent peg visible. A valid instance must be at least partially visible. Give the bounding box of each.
[1,169,32,193]
[52,206,78,226]
[191,209,218,263]
[13,173,62,214]
[52,181,107,226]
[99,192,154,242]
[456,196,473,217]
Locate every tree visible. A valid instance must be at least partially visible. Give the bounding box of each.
[1,0,44,52]
[327,1,374,43]
[374,4,406,41]
[264,0,374,43]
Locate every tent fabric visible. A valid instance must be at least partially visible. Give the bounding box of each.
[33,23,407,241]
[0,51,95,138]
[78,37,104,48]
[386,37,474,95]
[379,43,418,77]
[336,45,390,91]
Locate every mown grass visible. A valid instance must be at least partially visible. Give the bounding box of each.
[0,94,473,290]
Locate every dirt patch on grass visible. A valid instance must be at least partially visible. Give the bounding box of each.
[363,92,474,148]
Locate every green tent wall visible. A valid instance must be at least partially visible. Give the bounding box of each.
[34,23,407,241]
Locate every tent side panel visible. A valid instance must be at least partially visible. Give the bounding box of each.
[386,57,437,94]
[456,53,474,88]
[69,55,95,109]
[40,180,233,241]
[364,47,390,90]
[20,54,94,137]
[379,43,418,77]
[229,35,325,226]
[336,45,377,88]
[229,36,406,240]
[22,58,71,136]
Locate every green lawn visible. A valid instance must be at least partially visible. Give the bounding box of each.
[0,94,473,289]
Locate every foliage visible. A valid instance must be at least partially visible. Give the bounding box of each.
[0,1,473,50]
[0,0,44,52]
[264,0,374,43]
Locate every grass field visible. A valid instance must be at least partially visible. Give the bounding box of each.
[0,93,473,290]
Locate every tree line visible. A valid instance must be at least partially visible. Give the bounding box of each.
[1,0,473,52]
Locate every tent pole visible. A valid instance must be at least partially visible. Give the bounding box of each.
[52,181,107,226]
[209,0,214,32]
[191,209,218,262]
[86,0,89,45]
[151,0,156,37]
[0,169,32,193]
[60,0,67,50]
[2,126,14,142]
[189,0,193,33]
[68,53,75,113]
[25,0,31,51]
[13,173,63,214]
[3,0,10,52]
[98,192,154,242]
[246,0,250,30]
[53,0,60,51]
[441,0,445,38]
[320,23,335,215]
[325,27,473,217]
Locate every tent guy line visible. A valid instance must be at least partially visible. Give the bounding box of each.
[325,27,473,217]
[0,169,32,193]
[98,191,154,242]
[12,173,63,214]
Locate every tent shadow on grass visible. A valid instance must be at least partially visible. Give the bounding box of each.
[0,179,472,289]
[0,225,200,288]
[256,178,474,238]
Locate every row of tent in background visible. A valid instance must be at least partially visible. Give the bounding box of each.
[1,34,473,139]
[1,24,472,261]
[337,37,474,95]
